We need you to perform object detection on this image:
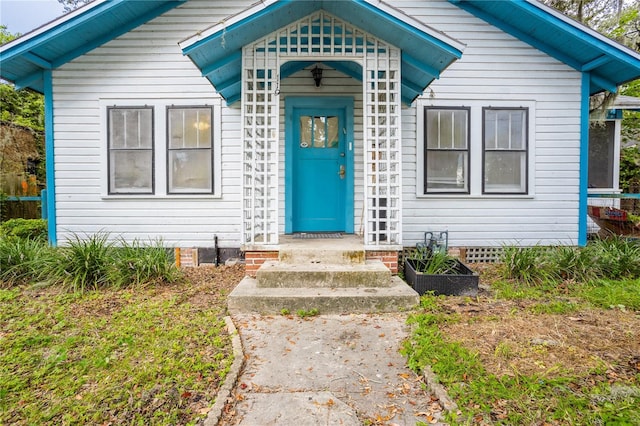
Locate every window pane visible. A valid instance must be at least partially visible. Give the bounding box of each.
[313,116,325,148]
[327,116,339,148]
[169,108,212,149]
[588,121,615,188]
[300,116,312,148]
[509,110,526,150]
[485,110,497,149]
[109,108,152,149]
[453,110,467,149]
[169,149,212,193]
[427,151,468,192]
[496,111,511,149]
[485,109,526,150]
[109,150,153,193]
[484,151,526,193]
[426,110,440,148]
[426,109,468,149]
[439,112,453,148]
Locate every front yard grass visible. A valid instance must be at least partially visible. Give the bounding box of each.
[403,266,640,425]
[0,265,244,426]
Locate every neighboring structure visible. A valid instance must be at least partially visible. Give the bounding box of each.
[1,0,640,264]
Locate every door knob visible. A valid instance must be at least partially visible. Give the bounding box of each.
[338,165,345,179]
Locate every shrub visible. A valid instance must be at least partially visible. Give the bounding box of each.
[0,218,47,240]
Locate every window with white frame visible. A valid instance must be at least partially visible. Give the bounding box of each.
[107,107,154,194]
[483,108,528,194]
[167,106,214,194]
[424,107,470,193]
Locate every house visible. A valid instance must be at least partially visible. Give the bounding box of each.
[2,0,640,271]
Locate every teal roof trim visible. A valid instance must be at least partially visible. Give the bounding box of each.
[450,0,640,95]
[180,0,465,105]
[0,0,185,93]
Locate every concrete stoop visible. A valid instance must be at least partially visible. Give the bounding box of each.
[256,260,392,288]
[229,239,419,314]
[228,275,418,314]
[229,245,419,313]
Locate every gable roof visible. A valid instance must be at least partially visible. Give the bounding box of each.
[451,0,640,95]
[178,0,465,105]
[0,0,185,93]
[1,0,639,99]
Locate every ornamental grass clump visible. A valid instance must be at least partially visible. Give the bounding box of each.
[409,246,461,275]
[499,246,554,285]
[113,238,181,286]
[0,237,55,287]
[49,233,119,292]
[48,234,182,292]
[500,237,640,286]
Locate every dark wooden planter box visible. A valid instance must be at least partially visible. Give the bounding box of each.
[404,258,479,296]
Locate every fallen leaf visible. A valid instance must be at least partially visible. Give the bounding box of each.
[379,333,385,337]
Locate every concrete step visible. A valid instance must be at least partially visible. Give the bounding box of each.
[277,237,366,265]
[278,248,366,265]
[256,260,392,288]
[227,276,420,315]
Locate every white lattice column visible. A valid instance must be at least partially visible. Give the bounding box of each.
[241,42,279,245]
[363,42,402,246]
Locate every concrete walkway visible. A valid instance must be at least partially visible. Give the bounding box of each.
[220,313,447,425]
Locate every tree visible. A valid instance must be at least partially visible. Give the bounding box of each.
[0,25,19,46]
[57,0,92,13]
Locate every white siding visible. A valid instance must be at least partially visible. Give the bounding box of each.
[51,0,584,248]
[53,0,255,247]
[397,1,583,247]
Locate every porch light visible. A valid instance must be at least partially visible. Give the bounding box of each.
[311,65,323,87]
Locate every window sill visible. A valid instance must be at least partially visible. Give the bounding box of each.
[102,194,221,200]
[415,194,535,200]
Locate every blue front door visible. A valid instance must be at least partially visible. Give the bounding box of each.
[286,98,353,233]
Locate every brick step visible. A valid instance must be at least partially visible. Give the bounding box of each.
[256,260,391,288]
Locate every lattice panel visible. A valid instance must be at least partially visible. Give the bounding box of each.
[241,10,403,247]
[363,41,402,246]
[241,40,279,245]
[266,11,372,57]
[464,247,504,263]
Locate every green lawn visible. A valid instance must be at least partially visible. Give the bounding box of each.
[0,265,243,426]
[403,271,640,425]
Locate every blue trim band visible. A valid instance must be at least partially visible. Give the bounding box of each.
[44,69,57,246]
[578,72,589,246]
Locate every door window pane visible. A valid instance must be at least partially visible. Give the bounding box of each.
[108,107,153,194]
[299,115,340,149]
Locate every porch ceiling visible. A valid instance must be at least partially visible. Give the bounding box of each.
[180,0,466,105]
[450,0,640,95]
